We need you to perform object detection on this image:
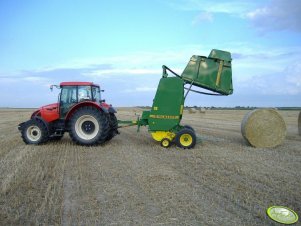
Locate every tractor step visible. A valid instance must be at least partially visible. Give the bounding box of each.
[50,128,64,137]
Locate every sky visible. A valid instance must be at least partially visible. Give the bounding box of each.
[0,0,300,108]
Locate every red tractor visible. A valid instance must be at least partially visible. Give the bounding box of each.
[18,82,118,145]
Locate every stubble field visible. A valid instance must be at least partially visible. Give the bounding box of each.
[0,108,300,225]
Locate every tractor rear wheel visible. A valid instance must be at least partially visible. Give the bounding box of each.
[106,113,118,141]
[69,106,109,145]
[175,128,196,149]
[21,119,49,144]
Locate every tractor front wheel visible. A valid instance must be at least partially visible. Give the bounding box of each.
[21,119,49,144]
[69,106,109,145]
[175,128,196,149]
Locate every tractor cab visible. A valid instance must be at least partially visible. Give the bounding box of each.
[59,82,102,118]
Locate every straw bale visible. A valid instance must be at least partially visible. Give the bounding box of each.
[298,111,301,136]
[199,108,206,114]
[188,108,197,114]
[241,109,286,148]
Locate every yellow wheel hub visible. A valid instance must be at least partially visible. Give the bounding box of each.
[161,139,170,147]
[179,133,193,146]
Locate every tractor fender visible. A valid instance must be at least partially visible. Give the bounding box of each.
[19,116,50,133]
[100,106,109,114]
[99,102,116,114]
[65,102,106,120]
[34,116,50,132]
[31,109,41,118]
[18,122,25,131]
[108,106,117,114]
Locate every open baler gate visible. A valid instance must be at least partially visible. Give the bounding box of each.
[164,49,233,96]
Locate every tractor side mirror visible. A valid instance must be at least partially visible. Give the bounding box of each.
[50,84,59,92]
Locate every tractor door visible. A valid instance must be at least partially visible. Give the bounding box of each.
[59,86,78,118]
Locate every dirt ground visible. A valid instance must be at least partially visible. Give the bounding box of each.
[0,108,300,225]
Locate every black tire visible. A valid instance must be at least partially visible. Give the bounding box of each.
[106,113,118,141]
[69,106,109,145]
[184,125,195,132]
[175,128,196,149]
[21,119,49,145]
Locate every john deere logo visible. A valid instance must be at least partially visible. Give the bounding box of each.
[149,115,179,119]
[267,206,298,224]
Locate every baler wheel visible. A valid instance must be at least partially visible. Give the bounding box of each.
[184,125,195,132]
[161,138,171,148]
[69,106,109,145]
[175,128,196,149]
[21,119,49,144]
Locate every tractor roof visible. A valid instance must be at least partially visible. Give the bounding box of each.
[60,82,99,87]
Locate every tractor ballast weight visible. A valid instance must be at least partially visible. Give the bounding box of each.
[131,49,233,148]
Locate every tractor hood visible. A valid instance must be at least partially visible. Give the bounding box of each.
[40,103,58,111]
[36,103,60,122]
[30,103,60,122]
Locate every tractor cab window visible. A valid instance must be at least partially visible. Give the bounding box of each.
[92,86,101,103]
[59,85,98,118]
[60,86,77,118]
[60,86,77,104]
[78,86,92,102]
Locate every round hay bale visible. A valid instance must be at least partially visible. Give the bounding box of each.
[241,109,286,148]
[188,108,197,114]
[298,111,301,136]
[199,108,206,114]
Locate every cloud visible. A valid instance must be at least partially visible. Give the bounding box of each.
[246,0,301,33]
[229,47,301,91]
[31,63,113,74]
[0,74,50,85]
[284,62,301,92]
[23,76,48,82]
[170,0,301,33]
[236,62,301,95]
[192,12,213,25]
[219,42,301,106]
[170,0,255,16]
[1,45,300,107]
[124,86,157,93]
[83,68,162,79]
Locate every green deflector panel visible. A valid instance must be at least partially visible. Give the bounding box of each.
[181,49,233,95]
[148,77,184,131]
